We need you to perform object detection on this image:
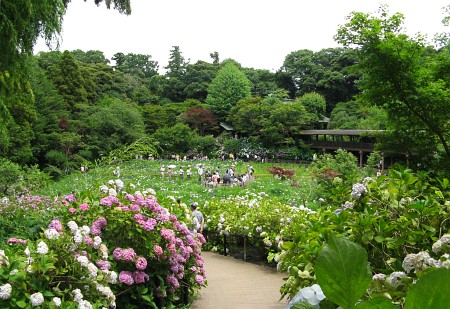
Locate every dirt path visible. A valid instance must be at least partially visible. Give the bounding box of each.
[191,251,287,309]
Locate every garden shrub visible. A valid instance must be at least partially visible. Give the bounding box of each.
[276,167,450,306]
[0,181,206,308]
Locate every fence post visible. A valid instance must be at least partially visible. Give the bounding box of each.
[223,234,227,256]
[244,236,247,262]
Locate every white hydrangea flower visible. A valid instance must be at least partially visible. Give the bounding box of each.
[78,300,93,309]
[37,241,49,255]
[87,263,98,278]
[108,188,117,197]
[107,180,115,186]
[100,185,109,194]
[99,244,109,260]
[300,284,326,306]
[53,297,61,307]
[24,246,31,257]
[44,228,60,239]
[67,221,78,233]
[73,289,83,303]
[30,292,44,307]
[372,273,386,280]
[93,236,102,249]
[27,265,34,273]
[9,269,18,276]
[0,250,9,267]
[77,256,89,267]
[74,231,83,244]
[387,271,407,288]
[0,283,12,299]
[81,226,90,235]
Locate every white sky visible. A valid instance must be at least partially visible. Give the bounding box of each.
[34,0,449,72]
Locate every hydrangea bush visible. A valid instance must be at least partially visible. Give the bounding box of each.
[0,180,206,308]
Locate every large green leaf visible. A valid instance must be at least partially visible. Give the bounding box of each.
[355,297,397,309]
[405,268,450,309]
[315,235,372,309]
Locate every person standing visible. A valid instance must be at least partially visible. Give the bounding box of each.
[190,202,204,234]
[179,166,184,180]
[197,164,204,184]
[187,166,192,180]
[160,165,165,178]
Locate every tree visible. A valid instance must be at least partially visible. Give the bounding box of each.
[112,52,159,78]
[183,60,218,101]
[179,107,219,136]
[335,5,450,164]
[162,46,190,102]
[206,62,252,121]
[296,92,326,121]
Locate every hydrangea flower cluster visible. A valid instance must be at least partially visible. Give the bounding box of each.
[351,183,367,199]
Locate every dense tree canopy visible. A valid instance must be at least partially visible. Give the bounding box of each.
[336,5,450,164]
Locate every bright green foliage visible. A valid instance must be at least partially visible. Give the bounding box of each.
[112,52,159,78]
[281,48,360,112]
[315,236,372,309]
[404,269,450,309]
[151,123,197,156]
[336,6,450,166]
[296,92,326,121]
[206,62,252,121]
[84,97,146,157]
[329,100,387,130]
[244,68,278,97]
[0,158,22,195]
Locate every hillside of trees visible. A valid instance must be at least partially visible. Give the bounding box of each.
[1,0,450,179]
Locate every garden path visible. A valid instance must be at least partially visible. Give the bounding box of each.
[191,251,287,309]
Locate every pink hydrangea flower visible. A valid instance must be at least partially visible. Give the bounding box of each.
[122,248,137,262]
[96,260,111,270]
[166,274,180,288]
[69,208,76,213]
[133,271,149,284]
[48,220,63,232]
[160,228,175,241]
[153,245,163,257]
[119,271,134,286]
[79,203,89,211]
[143,218,157,231]
[7,238,27,244]
[135,257,147,270]
[195,275,205,286]
[113,248,123,260]
[65,194,76,202]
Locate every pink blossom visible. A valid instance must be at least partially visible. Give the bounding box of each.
[130,204,140,211]
[166,274,180,288]
[153,245,163,257]
[69,208,76,213]
[79,203,89,211]
[65,194,76,202]
[143,218,157,231]
[195,275,205,286]
[7,238,27,244]
[96,260,111,270]
[125,194,135,202]
[48,220,63,232]
[160,228,175,241]
[135,257,147,270]
[119,271,134,286]
[195,259,204,267]
[122,248,137,262]
[113,248,123,260]
[197,233,206,244]
[84,236,94,247]
[133,271,149,284]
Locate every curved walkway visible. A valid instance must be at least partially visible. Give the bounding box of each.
[191,251,287,309]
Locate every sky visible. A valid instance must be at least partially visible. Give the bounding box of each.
[34,0,450,72]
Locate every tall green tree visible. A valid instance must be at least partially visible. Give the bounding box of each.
[163,46,189,102]
[206,62,252,121]
[297,92,326,121]
[335,5,450,164]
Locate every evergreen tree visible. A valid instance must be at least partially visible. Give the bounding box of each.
[206,62,252,121]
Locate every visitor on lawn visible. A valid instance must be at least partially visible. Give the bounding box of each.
[190,202,204,234]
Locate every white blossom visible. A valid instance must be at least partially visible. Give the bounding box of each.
[53,297,61,307]
[387,271,407,288]
[67,221,78,233]
[30,292,44,307]
[0,283,12,299]
[77,256,90,267]
[44,228,60,239]
[37,241,49,255]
